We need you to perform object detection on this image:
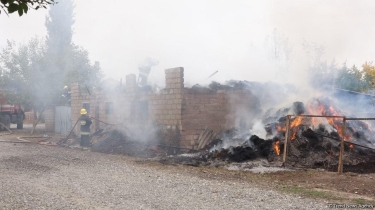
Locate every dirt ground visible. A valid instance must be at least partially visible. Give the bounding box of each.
[138,159,375,205]
[1,124,375,206]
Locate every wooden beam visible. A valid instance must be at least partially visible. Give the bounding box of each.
[282,115,291,164]
[338,118,346,174]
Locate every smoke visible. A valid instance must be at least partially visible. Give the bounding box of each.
[117,121,162,143]
[250,121,267,139]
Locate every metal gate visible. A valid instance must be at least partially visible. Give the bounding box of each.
[54,106,71,135]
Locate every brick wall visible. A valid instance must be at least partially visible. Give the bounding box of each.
[44,109,55,132]
[24,111,33,123]
[71,83,91,135]
[70,66,257,149]
[181,89,258,149]
[149,68,183,129]
[70,67,184,140]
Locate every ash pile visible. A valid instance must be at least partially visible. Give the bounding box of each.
[90,122,168,158]
[91,128,145,156]
[159,129,283,171]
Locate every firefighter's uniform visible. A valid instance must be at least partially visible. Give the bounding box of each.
[137,57,159,86]
[138,67,151,86]
[79,108,92,147]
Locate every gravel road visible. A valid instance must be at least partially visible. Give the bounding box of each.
[0,143,327,210]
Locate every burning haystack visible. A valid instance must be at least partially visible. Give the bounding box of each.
[207,98,375,173]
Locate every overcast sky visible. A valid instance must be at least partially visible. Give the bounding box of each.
[1,0,375,87]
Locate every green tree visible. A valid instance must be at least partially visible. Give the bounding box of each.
[44,0,101,91]
[0,38,64,133]
[0,0,101,134]
[362,62,375,89]
[45,0,73,57]
[335,64,370,92]
[0,0,56,16]
[63,45,102,89]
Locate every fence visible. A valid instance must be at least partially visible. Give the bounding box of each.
[282,115,375,174]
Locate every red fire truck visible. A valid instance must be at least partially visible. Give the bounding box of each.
[0,90,25,130]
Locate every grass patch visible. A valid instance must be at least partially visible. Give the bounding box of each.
[281,184,343,201]
[352,198,375,205]
[281,184,375,205]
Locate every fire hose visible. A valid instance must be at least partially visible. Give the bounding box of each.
[0,116,124,145]
[0,119,57,145]
[89,116,124,126]
[58,116,126,145]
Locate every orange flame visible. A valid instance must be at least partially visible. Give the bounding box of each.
[289,117,303,141]
[306,101,325,128]
[290,117,303,128]
[273,140,280,155]
[306,101,352,140]
[277,125,286,132]
[291,131,297,140]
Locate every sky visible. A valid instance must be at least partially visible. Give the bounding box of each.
[1,0,375,88]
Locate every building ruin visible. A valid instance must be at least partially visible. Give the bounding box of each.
[47,67,256,149]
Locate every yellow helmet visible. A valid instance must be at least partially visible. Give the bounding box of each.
[80,108,87,115]
[64,86,68,89]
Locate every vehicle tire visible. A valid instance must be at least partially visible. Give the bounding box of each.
[17,112,24,129]
[17,121,23,129]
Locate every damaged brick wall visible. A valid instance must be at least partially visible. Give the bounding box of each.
[70,67,256,149]
[181,90,227,148]
[70,83,91,136]
[149,68,183,129]
[70,67,184,142]
[181,89,256,149]
[44,109,55,132]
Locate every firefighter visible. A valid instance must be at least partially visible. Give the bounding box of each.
[63,86,71,98]
[79,108,92,147]
[138,57,159,86]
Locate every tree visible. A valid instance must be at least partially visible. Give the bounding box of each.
[44,0,101,91]
[0,0,56,16]
[0,0,101,134]
[362,62,375,89]
[63,44,102,88]
[335,64,371,92]
[45,0,73,57]
[0,38,63,134]
[263,28,293,77]
[302,40,338,91]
